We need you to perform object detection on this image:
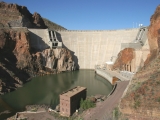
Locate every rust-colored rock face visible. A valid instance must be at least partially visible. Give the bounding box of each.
[148,5,160,53]
[144,5,160,65]
[32,12,46,28]
[13,31,32,68]
[112,48,134,70]
[0,28,32,93]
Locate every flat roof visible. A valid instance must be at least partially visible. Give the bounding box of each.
[106,61,114,65]
[60,86,86,97]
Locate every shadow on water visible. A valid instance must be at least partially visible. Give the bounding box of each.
[94,74,113,90]
[56,31,80,69]
[0,98,15,120]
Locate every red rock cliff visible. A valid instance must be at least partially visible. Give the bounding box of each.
[146,5,160,63]
[112,48,134,71]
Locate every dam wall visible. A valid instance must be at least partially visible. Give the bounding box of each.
[95,69,113,84]
[28,29,51,51]
[56,29,140,69]
[27,28,149,70]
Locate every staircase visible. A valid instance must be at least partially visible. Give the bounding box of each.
[121,27,148,49]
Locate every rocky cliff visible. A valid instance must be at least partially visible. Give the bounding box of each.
[0,28,75,95]
[0,1,66,30]
[118,5,160,120]
[112,48,134,71]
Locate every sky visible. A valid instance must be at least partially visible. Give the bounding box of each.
[3,0,160,30]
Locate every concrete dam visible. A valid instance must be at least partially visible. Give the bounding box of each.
[28,27,149,71]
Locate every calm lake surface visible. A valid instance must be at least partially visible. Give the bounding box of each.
[0,70,112,119]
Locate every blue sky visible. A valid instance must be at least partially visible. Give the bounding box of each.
[3,0,160,30]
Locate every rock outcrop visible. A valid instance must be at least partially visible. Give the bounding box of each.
[145,5,160,64]
[0,28,75,94]
[34,48,75,72]
[119,5,160,120]
[0,1,66,30]
[112,48,134,71]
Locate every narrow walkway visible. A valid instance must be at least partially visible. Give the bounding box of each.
[82,81,129,120]
[98,68,131,81]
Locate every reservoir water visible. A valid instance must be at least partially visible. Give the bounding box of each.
[0,70,112,119]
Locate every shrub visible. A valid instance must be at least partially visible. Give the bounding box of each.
[157,97,160,102]
[112,107,120,120]
[134,100,140,109]
[80,98,95,110]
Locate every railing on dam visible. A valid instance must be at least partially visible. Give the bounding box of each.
[95,65,134,84]
[121,42,142,49]
[120,71,135,80]
[56,28,139,32]
[121,27,148,50]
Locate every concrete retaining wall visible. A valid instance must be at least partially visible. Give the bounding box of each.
[28,29,51,51]
[95,69,113,84]
[57,29,140,69]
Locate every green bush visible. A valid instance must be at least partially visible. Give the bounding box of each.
[157,97,160,102]
[80,98,95,110]
[112,107,120,120]
[134,100,140,109]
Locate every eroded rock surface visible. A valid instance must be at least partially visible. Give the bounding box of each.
[112,48,134,71]
[35,48,75,72]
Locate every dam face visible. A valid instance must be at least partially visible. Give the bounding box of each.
[56,29,140,69]
[28,28,149,70]
[28,29,51,50]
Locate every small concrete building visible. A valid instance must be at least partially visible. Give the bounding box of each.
[106,61,114,70]
[60,86,87,117]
